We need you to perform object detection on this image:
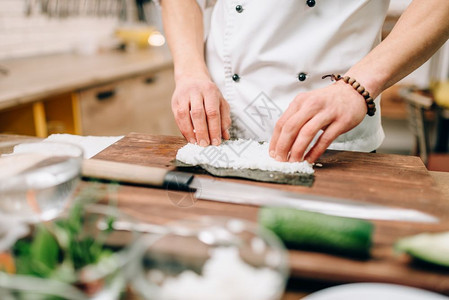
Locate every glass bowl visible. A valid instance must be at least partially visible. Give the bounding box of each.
[130,216,289,300]
[0,204,139,300]
[0,141,84,223]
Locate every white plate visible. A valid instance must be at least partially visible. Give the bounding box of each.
[303,283,449,300]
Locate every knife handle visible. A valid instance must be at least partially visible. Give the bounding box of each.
[82,159,194,191]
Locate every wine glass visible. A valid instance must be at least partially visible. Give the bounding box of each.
[0,141,84,223]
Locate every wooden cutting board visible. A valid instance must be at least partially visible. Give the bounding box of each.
[92,132,449,294]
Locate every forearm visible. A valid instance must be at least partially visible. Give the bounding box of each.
[160,0,210,81]
[346,0,449,98]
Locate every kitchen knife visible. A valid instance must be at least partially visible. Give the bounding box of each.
[82,159,438,223]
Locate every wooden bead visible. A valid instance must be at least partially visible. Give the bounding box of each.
[322,73,375,116]
[352,82,361,89]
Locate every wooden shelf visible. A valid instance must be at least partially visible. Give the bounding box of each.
[0,92,81,137]
[0,104,37,136]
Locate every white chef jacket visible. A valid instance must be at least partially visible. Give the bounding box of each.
[162,0,390,152]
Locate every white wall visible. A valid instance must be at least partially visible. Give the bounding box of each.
[0,0,120,60]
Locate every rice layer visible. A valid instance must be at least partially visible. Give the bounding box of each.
[176,139,314,174]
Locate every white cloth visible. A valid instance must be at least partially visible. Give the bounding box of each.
[44,134,123,159]
[203,0,389,152]
[3,134,123,159]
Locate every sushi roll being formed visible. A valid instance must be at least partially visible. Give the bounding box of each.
[176,139,314,175]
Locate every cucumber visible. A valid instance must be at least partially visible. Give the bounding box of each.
[395,232,449,267]
[259,207,373,258]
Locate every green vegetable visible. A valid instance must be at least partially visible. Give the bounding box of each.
[2,184,125,299]
[395,231,449,267]
[259,207,373,257]
[13,224,61,278]
[12,201,115,284]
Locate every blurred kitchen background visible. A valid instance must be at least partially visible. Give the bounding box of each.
[0,0,448,170]
[0,0,164,59]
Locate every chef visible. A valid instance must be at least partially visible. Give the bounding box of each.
[158,0,449,163]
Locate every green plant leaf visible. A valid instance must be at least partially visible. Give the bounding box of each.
[29,225,60,276]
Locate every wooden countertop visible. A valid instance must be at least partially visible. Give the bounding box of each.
[93,133,449,296]
[2,133,449,298]
[430,171,449,196]
[0,47,173,110]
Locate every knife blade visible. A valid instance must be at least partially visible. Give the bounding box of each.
[81,159,438,223]
[190,177,438,223]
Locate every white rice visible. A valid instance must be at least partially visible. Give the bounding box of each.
[156,247,283,300]
[176,139,314,174]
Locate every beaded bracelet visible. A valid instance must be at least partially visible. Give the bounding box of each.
[322,74,376,116]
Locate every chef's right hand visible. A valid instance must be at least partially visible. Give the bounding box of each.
[171,76,231,146]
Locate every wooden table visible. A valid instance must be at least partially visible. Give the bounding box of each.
[2,133,449,298]
[90,133,449,298]
[0,48,172,109]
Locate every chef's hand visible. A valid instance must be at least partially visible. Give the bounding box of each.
[171,76,231,146]
[269,80,367,163]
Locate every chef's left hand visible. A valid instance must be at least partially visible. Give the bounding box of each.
[269,80,368,163]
